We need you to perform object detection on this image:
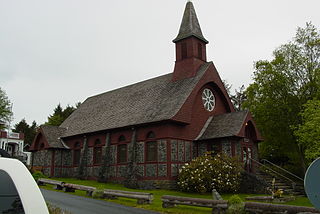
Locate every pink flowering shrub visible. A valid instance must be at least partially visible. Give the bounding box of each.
[177,152,243,193]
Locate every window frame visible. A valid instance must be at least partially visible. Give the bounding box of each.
[93,139,102,165]
[145,141,157,162]
[117,144,127,164]
[145,132,157,162]
[73,142,81,166]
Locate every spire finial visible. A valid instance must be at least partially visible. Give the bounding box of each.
[173,1,208,44]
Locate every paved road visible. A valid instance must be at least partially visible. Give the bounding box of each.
[41,189,159,214]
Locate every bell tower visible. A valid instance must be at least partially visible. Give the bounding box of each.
[172,1,208,81]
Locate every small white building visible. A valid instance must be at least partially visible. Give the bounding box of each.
[0,130,31,165]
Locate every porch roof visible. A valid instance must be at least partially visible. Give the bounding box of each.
[196,111,249,140]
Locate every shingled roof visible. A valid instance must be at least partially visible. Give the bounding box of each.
[41,125,67,149]
[173,1,208,44]
[60,62,211,137]
[196,111,249,140]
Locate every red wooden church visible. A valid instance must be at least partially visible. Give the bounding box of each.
[30,2,262,189]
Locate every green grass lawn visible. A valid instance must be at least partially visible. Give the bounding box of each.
[41,178,314,214]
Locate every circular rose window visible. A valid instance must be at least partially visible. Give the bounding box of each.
[202,88,215,112]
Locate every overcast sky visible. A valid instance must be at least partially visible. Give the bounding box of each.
[1,0,320,126]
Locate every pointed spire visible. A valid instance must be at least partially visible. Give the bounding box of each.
[173,1,208,44]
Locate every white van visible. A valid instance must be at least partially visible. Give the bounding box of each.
[0,158,49,214]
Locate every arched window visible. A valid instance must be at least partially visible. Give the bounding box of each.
[146,131,157,162]
[118,135,126,142]
[73,142,81,166]
[146,131,155,139]
[39,143,45,150]
[93,139,102,164]
[117,144,127,163]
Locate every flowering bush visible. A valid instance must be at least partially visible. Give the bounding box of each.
[177,152,243,193]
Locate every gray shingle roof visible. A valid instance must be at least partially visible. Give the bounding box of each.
[60,62,211,137]
[197,111,249,140]
[41,125,67,148]
[173,1,208,44]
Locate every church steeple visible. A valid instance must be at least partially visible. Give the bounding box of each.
[173,1,208,44]
[172,1,208,82]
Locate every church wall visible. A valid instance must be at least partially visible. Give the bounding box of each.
[195,138,244,158]
[87,147,93,166]
[222,140,232,156]
[53,124,194,185]
[86,133,106,147]
[30,132,50,151]
[53,150,73,177]
[66,136,83,147]
[32,150,51,167]
[170,66,234,141]
[106,138,192,180]
[43,124,260,186]
[32,150,52,176]
[32,149,74,177]
[31,113,259,187]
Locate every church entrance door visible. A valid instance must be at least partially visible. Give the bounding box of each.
[242,146,252,173]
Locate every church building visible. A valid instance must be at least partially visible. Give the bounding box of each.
[30,2,262,189]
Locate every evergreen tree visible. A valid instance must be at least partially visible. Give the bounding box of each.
[13,119,38,145]
[46,103,79,126]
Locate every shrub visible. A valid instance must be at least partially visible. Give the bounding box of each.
[227,195,246,214]
[32,171,47,181]
[177,152,242,193]
[92,189,104,199]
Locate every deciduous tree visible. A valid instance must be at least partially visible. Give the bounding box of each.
[243,22,320,174]
[294,99,320,163]
[0,87,12,129]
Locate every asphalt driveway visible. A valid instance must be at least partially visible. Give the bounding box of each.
[41,189,159,214]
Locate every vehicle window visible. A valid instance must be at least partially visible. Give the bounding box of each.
[0,169,25,214]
